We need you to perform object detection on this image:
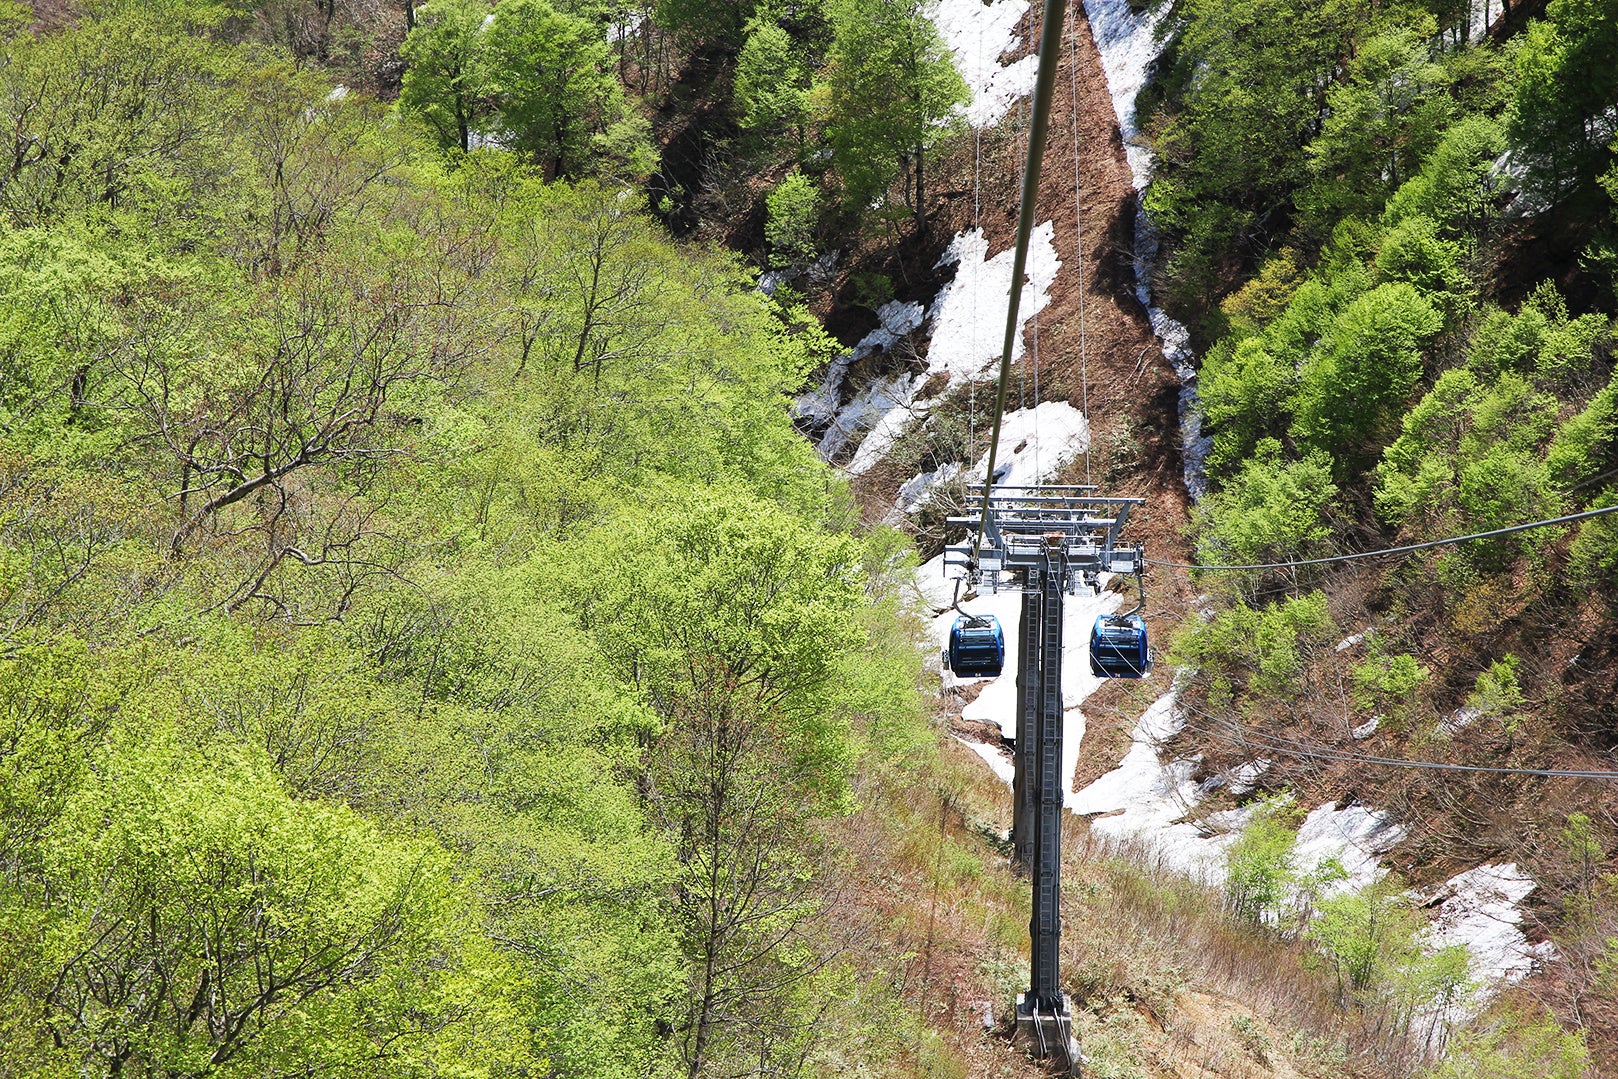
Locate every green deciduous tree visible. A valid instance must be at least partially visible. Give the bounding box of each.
[1426,1007,1591,1079]
[1290,281,1443,465]
[1466,652,1526,732]
[1383,115,1507,239]
[482,0,631,178]
[765,169,821,268]
[653,0,759,49]
[1172,592,1337,706]
[0,8,239,226]
[1376,364,1565,578]
[28,731,510,1076]
[581,488,864,1078]
[1225,799,1302,925]
[1198,338,1297,476]
[1192,438,1338,598]
[1306,878,1469,1011]
[1300,20,1454,228]
[398,0,491,153]
[236,62,410,275]
[1145,0,1366,309]
[1568,488,1618,594]
[820,0,967,231]
[1350,638,1427,726]
[1375,214,1475,324]
[1545,368,1618,489]
[1507,0,1618,202]
[735,16,811,156]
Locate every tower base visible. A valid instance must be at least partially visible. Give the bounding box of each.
[1014,993,1080,1074]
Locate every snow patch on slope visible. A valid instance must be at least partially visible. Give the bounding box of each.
[844,226,1061,475]
[1072,694,1406,892]
[1069,692,1239,883]
[928,0,1041,128]
[955,735,1017,784]
[1422,864,1553,995]
[1293,802,1406,896]
[796,301,924,430]
[1081,0,1211,497]
[891,402,1089,521]
[929,225,1061,381]
[1066,690,1543,1029]
[1080,0,1167,188]
[819,373,926,463]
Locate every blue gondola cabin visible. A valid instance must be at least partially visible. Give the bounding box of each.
[944,614,1005,678]
[1089,614,1151,678]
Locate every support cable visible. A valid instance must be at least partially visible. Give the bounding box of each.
[968,114,979,467]
[1018,100,1029,415]
[1148,503,1618,573]
[1113,683,1618,781]
[973,0,1070,559]
[1067,9,1091,485]
[1031,255,1042,482]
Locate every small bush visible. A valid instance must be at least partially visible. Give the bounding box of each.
[1351,642,1428,726]
[1193,438,1339,598]
[1230,1013,1271,1062]
[1467,653,1525,728]
[1568,489,1618,593]
[764,171,820,269]
[1173,592,1337,704]
[1225,798,1301,925]
[1424,1006,1590,1079]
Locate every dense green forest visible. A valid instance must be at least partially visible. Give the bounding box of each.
[1142,0,1618,1068]
[5,0,1618,1073]
[1148,0,1617,580]
[0,1,958,1075]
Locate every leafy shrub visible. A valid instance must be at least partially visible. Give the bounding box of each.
[1351,642,1427,726]
[1225,798,1301,924]
[1193,438,1338,595]
[1425,1006,1591,1079]
[1467,653,1526,725]
[1230,1013,1272,1061]
[1568,489,1618,592]
[1289,281,1443,465]
[1383,114,1506,235]
[1174,592,1337,704]
[765,170,821,269]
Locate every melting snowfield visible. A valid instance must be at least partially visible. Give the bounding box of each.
[887,400,1089,521]
[796,301,927,461]
[1064,689,1545,1022]
[929,0,1040,128]
[801,0,1063,476]
[1422,864,1555,1002]
[1065,695,1405,896]
[840,225,1062,476]
[1069,693,1235,882]
[1079,0,1211,497]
